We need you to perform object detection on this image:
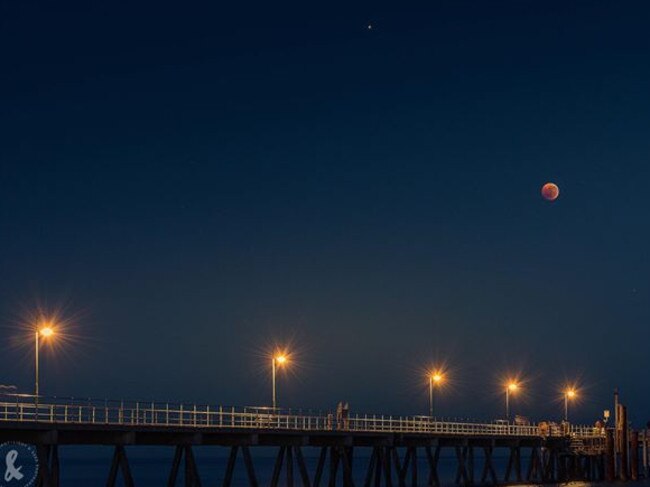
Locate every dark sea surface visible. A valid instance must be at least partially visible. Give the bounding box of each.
[56,446,650,486]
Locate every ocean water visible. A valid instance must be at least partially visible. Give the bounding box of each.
[54,446,650,486]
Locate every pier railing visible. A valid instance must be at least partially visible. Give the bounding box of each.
[0,396,604,439]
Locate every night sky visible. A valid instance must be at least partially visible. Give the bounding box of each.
[2,2,650,425]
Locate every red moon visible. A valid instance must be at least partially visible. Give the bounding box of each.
[541,182,559,201]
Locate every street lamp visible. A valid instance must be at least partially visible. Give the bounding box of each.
[564,388,577,422]
[35,325,55,416]
[272,354,288,410]
[429,372,444,417]
[505,381,519,421]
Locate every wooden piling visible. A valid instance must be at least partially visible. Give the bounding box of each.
[605,429,615,482]
[643,430,649,478]
[631,430,639,480]
[620,405,629,481]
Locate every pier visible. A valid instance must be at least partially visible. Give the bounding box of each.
[0,395,643,487]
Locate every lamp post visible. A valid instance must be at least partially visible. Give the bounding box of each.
[564,389,577,422]
[505,382,519,421]
[35,326,55,418]
[429,372,444,417]
[272,354,287,410]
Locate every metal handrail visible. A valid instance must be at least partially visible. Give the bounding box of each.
[0,396,605,439]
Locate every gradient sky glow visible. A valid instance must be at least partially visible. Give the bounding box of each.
[2,1,650,425]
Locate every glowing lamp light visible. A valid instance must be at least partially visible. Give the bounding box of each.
[428,369,446,417]
[564,387,578,422]
[271,352,290,410]
[34,322,58,410]
[39,327,55,338]
[504,380,520,420]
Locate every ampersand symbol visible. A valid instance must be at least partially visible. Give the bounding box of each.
[4,449,24,482]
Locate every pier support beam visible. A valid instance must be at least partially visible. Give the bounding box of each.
[480,446,498,485]
[631,431,639,480]
[394,446,419,487]
[314,447,327,487]
[619,405,629,480]
[425,445,441,487]
[454,446,469,486]
[597,451,606,481]
[167,445,202,487]
[504,445,522,483]
[106,445,134,487]
[272,445,320,487]
[365,445,433,487]
[525,446,542,482]
[542,447,558,482]
[606,429,615,481]
[36,445,59,487]
[218,446,258,487]
[642,431,649,478]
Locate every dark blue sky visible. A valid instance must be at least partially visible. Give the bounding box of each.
[2,1,650,424]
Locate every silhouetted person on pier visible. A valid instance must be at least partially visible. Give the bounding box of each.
[342,402,350,429]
